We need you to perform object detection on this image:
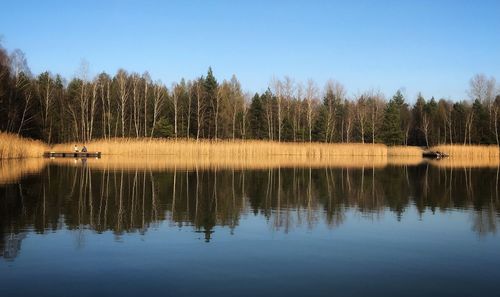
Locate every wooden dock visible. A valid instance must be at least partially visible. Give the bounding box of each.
[43,152,101,158]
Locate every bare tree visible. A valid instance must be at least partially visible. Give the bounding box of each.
[36,72,55,143]
[271,77,283,142]
[229,75,243,140]
[367,90,384,144]
[16,78,35,135]
[355,94,369,143]
[468,74,496,104]
[493,104,499,146]
[195,79,204,141]
[422,113,430,147]
[344,100,354,143]
[142,72,151,137]
[131,73,141,138]
[171,82,180,139]
[88,79,98,141]
[115,69,129,137]
[324,80,345,143]
[214,84,223,139]
[305,79,318,142]
[468,74,497,134]
[186,80,193,139]
[150,81,165,138]
[241,92,250,139]
[261,89,274,140]
[97,73,111,139]
[10,49,31,78]
[493,95,500,146]
[293,83,303,141]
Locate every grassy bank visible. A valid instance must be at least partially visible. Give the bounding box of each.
[0,132,48,159]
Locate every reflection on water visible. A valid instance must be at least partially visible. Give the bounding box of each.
[1,159,500,260]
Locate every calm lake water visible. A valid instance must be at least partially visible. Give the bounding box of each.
[1,159,500,297]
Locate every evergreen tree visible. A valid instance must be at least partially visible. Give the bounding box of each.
[312,106,328,141]
[203,67,218,137]
[409,93,426,146]
[424,97,438,145]
[248,93,266,139]
[282,117,293,141]
[153,117,174,138]
[472,99,491,143]
[381,92,405,145]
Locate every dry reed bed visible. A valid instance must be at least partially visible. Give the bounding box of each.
[0,132,48,159]
[52,138,425,158]
[432,145,500,159]
[387,146,424,156]
[0,158,47,184]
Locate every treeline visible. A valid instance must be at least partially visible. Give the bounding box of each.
[1,44,499,146]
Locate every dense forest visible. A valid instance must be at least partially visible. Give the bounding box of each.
[1,44,499,146]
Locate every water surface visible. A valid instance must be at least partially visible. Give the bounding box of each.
[1,159,499,297]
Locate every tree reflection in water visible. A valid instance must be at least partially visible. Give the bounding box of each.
[1,161,500,259]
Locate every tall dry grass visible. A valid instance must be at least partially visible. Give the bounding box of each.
[52,138,425,158]
[387,146,424,156]
[428,144,500,168]
[431,145,500,159]
[0,132,48,159]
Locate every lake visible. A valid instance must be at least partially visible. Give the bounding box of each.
[1,158,499,297]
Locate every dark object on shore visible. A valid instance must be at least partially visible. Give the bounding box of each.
[422,150,449,159]
[44,152,101,158]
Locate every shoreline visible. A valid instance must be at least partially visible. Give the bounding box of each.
[2,133,500,160]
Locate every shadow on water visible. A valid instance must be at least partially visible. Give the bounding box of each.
[1,157,500,260]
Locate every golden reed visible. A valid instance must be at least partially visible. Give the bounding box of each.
[432,145,500,159]
[0,132,48,159]
[52,138,424,158]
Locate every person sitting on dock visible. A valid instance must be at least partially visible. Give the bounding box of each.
[74,145,79,153]
[81,145,88,153]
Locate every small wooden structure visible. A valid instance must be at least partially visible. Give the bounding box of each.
[422,150,448,159]
[43,152,101,158]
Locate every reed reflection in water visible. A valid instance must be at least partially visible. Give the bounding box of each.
[1,158,500,261]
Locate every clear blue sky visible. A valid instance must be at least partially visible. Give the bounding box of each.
[1,0,499,101]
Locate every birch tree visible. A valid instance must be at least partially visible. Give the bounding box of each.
[142,72,151,137]
[35,72,55,143]
[115,69,129,137]
[151,81,166,138]
[171,82,181,139]
[305,79,318,142]
[271,78,283,142]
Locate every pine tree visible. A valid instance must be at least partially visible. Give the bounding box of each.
[203,67,218,138]
[381,92,405,145]
[472,99,491,143]
[248,93,266,139]
[312,106,327,141]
